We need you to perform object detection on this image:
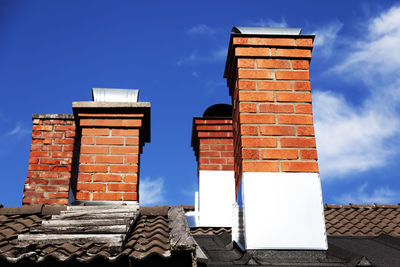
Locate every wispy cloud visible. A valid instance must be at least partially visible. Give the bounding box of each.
[180,180,197,199]
[187,24,217,36]
[247,18,288,28]
[177,48,227,66]
[333,5,400,84]
[334,183,399,204]
[204,80,225,95]
[139,177,165,205]
[315,5,400,178]
[177,52,198,66]
[5,122,31,138]
[314,91,399,177]
[7,124,23,136]
[312,20,343,57]
[0,121,31,157]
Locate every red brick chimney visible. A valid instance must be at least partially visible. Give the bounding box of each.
[191,104,234,173]
[224,27,326,250]
[72,89,150,204]
[23,115,77,205]
[22,88,150,206]
[191,104,235,226]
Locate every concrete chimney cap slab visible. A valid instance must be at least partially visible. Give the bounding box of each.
[72,101,150,109]
[232,26,302,35]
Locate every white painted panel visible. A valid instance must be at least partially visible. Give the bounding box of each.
[199,170,235,227]
[242,172,327,250]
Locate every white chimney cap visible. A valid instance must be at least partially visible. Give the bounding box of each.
[92,88,139,103]
[232,27,302,35]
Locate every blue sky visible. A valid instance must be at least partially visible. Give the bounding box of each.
[1,0,400,207]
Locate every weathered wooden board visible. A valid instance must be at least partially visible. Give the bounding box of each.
[17,205,141,250]
[42,218,130,227]
[67,205,138,211]
[52,212,134,220]
[31,225,128,234]
[61,208,138,215]
[18,234,124,247]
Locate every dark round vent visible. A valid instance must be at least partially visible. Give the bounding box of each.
[202,104,232,117]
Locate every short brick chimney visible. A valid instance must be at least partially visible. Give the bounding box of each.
[22,88,150,206]
[191,104,235,226]
[23,115,77,205]
[224,27,327,250]
[72,89,150,204]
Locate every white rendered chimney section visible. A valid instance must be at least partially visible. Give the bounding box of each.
[242,172,327,250]
[199,170,235,227]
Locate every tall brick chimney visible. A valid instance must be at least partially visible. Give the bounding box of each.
[191,104,235,226]
[72,89,150,204]
[224,27,327,250]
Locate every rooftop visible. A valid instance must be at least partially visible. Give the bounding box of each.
[0,204,399,265]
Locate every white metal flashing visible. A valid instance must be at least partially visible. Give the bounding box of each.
[195,191,199,213]
[241,172,327,250]
[232,202,240,242]
[232,26,302,35]
[199,170,235,227]
[92,88,139,103]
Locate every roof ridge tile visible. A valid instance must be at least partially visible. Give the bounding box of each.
[325,203,400,209]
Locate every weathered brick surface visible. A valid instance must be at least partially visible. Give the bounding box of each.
[76,113,145,202]
[225,35,318,191]
[23,115,76,205]
[192,118,234,172]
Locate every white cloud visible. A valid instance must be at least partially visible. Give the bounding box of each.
[334,183,399,204]
[139,177,165,206]
[312,20,343,57]
[177,48,227,66]
[5,122,31,138]
[7,123,23,136]
[370,5,400,36]
[187,24,216,36]
[0,121,31,157]
[314,5,400,178]
[333,5,400,84]
[248,18,288,28]
[314,91,399,177]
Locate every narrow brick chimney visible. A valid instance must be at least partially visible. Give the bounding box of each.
[224,27,327,250]
[191,104,235,226]
[72,89,150,204]
[23,115,77,205]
